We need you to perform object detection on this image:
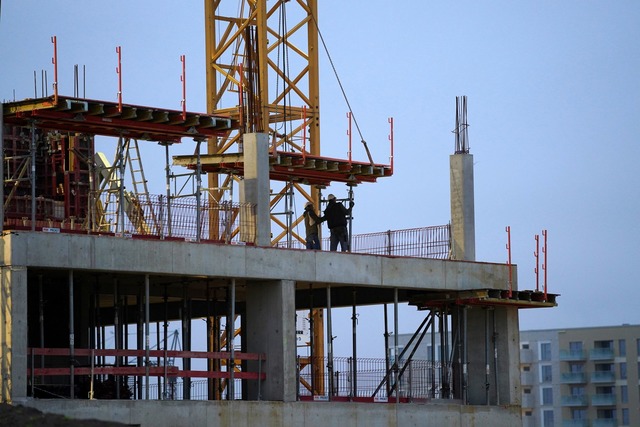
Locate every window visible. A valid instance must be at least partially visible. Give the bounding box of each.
[569,363,583,373]
[618,339,626,357]
[540,342,552,361]
[523,388,531,394]
[542,387,553,405]
[571,409,587,420]
[541,365,552,382]
[636,338,640,355]
[594,340,613,350]
[620,385,628,403]
[620,362,627,379]
[622,408,629,426]
[522,342,529,349]
[524,410,532,417]
[523,365,530,372]
[569,341,583,352]
[570,386,585,397]
[543,409,554,427]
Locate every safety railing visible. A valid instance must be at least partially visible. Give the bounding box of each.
[27,347,265,401]
[278,225,451,259]
[297,356,452,402]
[3,194,256,244]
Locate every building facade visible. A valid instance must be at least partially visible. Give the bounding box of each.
[520,325,640,427]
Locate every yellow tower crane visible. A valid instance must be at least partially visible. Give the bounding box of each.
[204,0,325,395]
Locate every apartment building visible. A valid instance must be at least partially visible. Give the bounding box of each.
[520,325,640,427]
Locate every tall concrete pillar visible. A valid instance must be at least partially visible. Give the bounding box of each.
[465,306,521,406]
[0,266,28,402]
[241,133,271,246]
[245,279,296,401]
[449,153,475,261]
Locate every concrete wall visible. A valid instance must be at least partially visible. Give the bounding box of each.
[22,399,522,427]
[0,266,27,402]
[1,233,515,292]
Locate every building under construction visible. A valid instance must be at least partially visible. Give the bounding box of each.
[0,2,557,426]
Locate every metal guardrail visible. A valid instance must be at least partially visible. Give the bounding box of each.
[4,192,450,259]
[27,347,264,401]
[297,356,452,401]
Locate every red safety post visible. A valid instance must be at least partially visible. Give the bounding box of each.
[180,55,187,121]
[534,234,540,292]
[542,229,548,301]
[347,112,352,164]
[115,46,123,112]
[51,36,58,104]
[388,117,394,174]
[506,226,513,298]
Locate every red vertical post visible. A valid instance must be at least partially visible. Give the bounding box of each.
[180,55,187,121]
[346,112,352,164]
[534,234,540,292]
[51,36,58,104]
[115,46,123,112]
[542,229,548,301]
[506,226,513,298]
[388,117,394,174]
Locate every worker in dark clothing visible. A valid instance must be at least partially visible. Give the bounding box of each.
[304,201,324,250]
[323,193,353,252]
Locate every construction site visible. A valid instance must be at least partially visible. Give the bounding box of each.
[1,2,557,426]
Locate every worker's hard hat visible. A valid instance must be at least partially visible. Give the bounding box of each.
[305,201,313,208]
[327,194,336,200]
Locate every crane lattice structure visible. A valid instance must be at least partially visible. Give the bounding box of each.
[204,0,321,246]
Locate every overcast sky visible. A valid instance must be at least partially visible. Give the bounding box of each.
[2,1,639,358]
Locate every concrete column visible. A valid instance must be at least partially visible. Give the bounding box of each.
[449,153,475,261]
[245,279,296,402]
[241,133,271,246]
[0,266,28,402]
[465,306,520,406]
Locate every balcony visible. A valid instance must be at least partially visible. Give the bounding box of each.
[591,371,616,383]
[591,393,616,406]
[562,420,589,427]
[590,348,615,360]
[560,372,587,384]
[592,419,618,427]
[560,349,587,361]
[560,395,588,407]
[521,348,534,364]
[522,392,535,408]
[521,371,534,386]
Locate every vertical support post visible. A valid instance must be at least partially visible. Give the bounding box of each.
[326,285,333,399]
[30,121,36,231]
[351,289,357,398]
[506,226,513,297]
[0,102,4,233]
[145,274,150,400]
[113,278,120,399]
[484,308,490,405]
[388,117,394,174]
[462,306,468,404]
[534,234,540,292]
[430,309,436,398]
[68,270,75,399]
[180,55,187,121]
[162,286,168,400]
[195,140,202,242]
[383,304,390,397]
[51,36,58,104]
[38,275,45,382]
[492,308,499,405]
[393,288,399,404]
[229,279,236,400]
[164,143,172,237]
[542,229,548,300]
[115,46,122,113]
